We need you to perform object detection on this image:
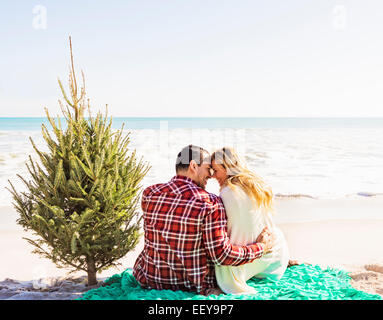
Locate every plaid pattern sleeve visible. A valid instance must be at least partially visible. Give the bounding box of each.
[132,175,264,295]
[202,196,264,266]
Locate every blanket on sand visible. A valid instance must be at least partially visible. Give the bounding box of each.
[78,264,381,300]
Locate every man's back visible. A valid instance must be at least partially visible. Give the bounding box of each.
[133,175,265,294]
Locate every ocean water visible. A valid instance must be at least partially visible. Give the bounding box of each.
[1,117,383,206]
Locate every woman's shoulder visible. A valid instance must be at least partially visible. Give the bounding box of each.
[220,184,247,200]
[219,185,235,197]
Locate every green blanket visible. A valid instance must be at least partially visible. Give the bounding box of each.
[78,264,381,300]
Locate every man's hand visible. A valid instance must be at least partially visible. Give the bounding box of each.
[255,226,276,254]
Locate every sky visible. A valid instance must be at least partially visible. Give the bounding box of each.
[0,0,383,117]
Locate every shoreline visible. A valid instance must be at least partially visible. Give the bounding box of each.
[2,194,383,229]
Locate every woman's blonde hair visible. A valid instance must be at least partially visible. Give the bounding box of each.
[211,147,274,213]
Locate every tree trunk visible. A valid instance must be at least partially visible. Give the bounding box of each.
[86,256,97,286]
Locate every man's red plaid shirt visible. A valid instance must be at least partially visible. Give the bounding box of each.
[133,175,265,294]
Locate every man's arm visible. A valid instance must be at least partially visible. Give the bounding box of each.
[202,197,266,266]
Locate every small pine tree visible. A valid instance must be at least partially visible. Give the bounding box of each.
[7,37,150,286]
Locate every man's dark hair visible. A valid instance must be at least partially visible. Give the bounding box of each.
[175,145,210,173]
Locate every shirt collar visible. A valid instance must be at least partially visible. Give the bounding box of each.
[171,175,199,187]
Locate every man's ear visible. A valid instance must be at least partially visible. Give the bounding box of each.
[189,160,198,173]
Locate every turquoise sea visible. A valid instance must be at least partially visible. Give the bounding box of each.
[1,117,383,130]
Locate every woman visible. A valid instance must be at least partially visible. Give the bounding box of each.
[211,147,289,294]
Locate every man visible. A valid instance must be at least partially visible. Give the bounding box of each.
[133,145,275,295]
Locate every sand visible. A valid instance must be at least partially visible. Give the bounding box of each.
[1,197,383,299]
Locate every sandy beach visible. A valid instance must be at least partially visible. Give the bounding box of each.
[1,197,383,299]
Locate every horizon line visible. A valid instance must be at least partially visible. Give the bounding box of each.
[1,116,383,119]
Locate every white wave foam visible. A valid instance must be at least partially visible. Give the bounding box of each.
[1,127,383,206]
